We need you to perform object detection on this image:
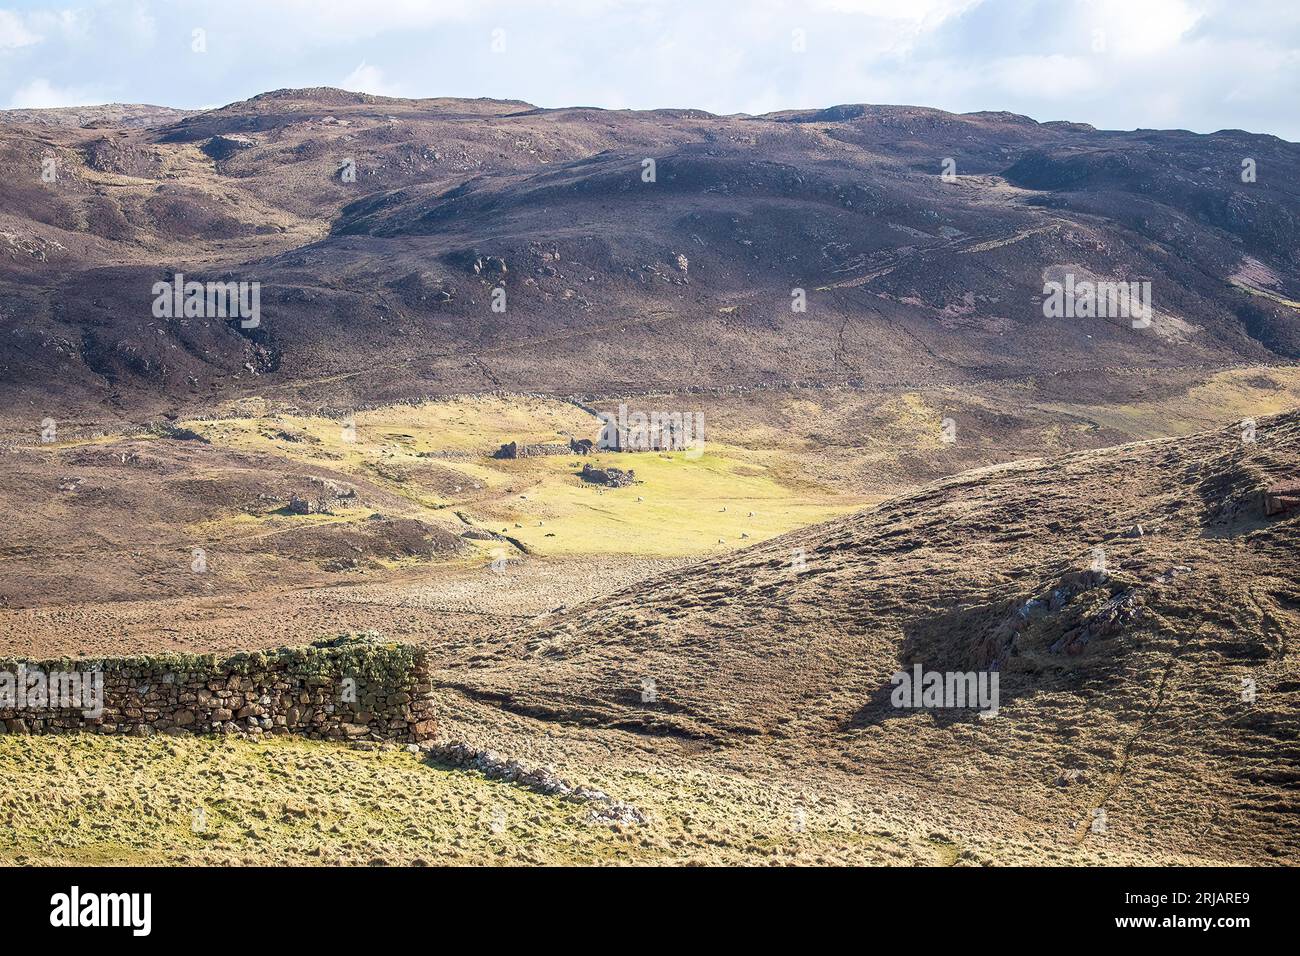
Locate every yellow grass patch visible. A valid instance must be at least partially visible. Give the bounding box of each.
[180,396,864,559]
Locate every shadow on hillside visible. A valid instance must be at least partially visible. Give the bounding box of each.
[841,598,1037,731]
[844,673,1008,731]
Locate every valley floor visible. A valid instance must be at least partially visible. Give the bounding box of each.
[2,366,1298,866]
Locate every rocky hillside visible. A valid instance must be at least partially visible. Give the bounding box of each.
[443,410,1300,863]
[1,88,1298,419]
[0,104,194,128]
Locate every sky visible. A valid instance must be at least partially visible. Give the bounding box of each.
[0,0,1297,140]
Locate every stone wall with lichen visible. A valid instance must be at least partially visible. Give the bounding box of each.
[0,636,436,742]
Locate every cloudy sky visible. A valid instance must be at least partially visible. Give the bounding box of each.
[1,0,1297,139]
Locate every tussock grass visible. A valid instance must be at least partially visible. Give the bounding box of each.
[0,735,921,866]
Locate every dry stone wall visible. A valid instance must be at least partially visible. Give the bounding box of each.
[0,636,436,742]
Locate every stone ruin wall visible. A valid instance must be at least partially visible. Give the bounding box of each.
[0,638,437,742]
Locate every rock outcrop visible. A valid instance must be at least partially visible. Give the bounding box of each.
[579,463,637,487]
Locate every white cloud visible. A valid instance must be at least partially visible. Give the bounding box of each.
[816,0,977,19]
[340,61,402,97]
[989,54,1102,98]
[9,78,100,108]
[233,0,478,44]
[126,2,157,46]
[1091,0,1201,57]
[0,9,42,49]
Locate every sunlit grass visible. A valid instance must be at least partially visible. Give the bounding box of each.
[0,734,899,866]
[1034,366,1300,440]
[179,396,864,559]
[464,445,857,557]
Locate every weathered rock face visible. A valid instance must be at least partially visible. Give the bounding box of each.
[471,255,507,276]
[1265,480,1300,517]
[0,636,436,742]
[82,136,165,178]
[201,134,258,161]
[969,569,1144,668]
[579,463,637,487]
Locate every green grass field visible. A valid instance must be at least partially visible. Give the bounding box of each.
[178,395,866,560]
[0,734,904,866]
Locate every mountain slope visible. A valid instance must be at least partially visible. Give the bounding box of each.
[442,411,1300,863]
[2,89,1299,418]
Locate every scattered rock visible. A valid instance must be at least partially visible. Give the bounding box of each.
[1264,481,1300,517]
[1055,768,1089,787]
[423,740,648,826]
[472,255,508,276]
[579,463,637,487]
[201,134,257,160]
[1155,565,1192,583]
